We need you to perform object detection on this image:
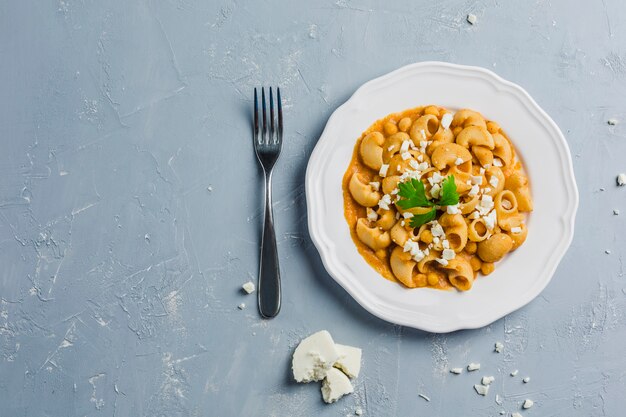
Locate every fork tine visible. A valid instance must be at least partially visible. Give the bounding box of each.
[269,87,275,144]
[261,87,268,144]
[277,87,283,141]
[253,88,259,144]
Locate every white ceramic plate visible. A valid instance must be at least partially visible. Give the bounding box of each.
[305,62,578,333]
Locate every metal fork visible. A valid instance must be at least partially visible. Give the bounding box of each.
[253,87,283,318]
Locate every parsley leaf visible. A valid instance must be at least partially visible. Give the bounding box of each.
[408,208,437,228]
[396,178,433,210]
[437,176,460,206]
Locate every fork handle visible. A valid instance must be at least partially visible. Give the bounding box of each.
[258,171,281,318]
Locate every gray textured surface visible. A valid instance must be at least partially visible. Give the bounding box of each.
[1,1,625,416]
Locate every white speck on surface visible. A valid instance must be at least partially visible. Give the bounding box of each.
[512,413,522,417]
[523,399,534,409]
[467,362,480,371]
[418,393,431,402]
[495,394,503,405]
[450,367,463,374]
[207,185,213,192]
[242,281,255,294]
[238,303,246,310]
[308,24,318,39]
[474,384,489,396]
[605,250,611,254]
[608,118,619,125]
[355,407,363,416]
[59,170,69,176]
[614,209,620,215]
[467,13,477,25]
[523,377,530,383]
[617,173,626,186]
[510,369,518,376]
[494,341,504,353]
[481,376,495,385]
[499,411,506,415]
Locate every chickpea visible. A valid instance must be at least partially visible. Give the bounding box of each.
[384,121,398,136]
[398,117,412,132]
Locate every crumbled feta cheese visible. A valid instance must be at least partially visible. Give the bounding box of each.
[614,209,620,215]
[617,173,626,186]
[467,363,481,371]
[431,223,444,237]
[400,140,411,153]
[403,212,414,219]
[489,176,499,188]
[510,226,522,234]
[321,368,354,403]
[483,210,497,229]
[400,221,405,226]
[493,158,503,167]
[378,194,392,210]
[480,195,494,210]
[469,211,480,219]
[522,377,530,383]
[369,181,380,191]
[455,157,464,166]
[483,163,491,169]
[391,188,399,195]
[479,167,486,175]
[379,164,389,177]
[420,129,426,139]
[441,113,453,129]
[608,118,619,125]
[387,145,394,151]
[334,344,362,378]
[238,303,246,310]
[446,204,459,214]
[409,160,419,170]
[494,341,504,353]
[442,249,456,260]
[430,184,441,198]
[605,249,611,254]
[450,367,463,374]
[483,187,492,194]
[366,208,378,222]
[467,13,477,25]
[418,393,431,402]
[468,185,480,197]
[418,162,429,171]
[417,154,424,162]
[431,172,443,184]
[481,376,495,385]
[442,239,450,249]
[474,384,489,396]
[403,240,418,253]
[355,408,363,416]
[242,281,256,294]
[396,165,401,171]
[292,331,340,382]
[510,369,518,376]
[436,258,449,266]
[471,175,483,185]
[401,151,411,160]
[523,399,534,409]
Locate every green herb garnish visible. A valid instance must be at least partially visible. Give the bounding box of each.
[396,176,459,228]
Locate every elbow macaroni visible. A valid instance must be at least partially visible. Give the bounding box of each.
[343,105,532,291]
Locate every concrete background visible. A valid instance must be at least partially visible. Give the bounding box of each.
[1,1,625,416]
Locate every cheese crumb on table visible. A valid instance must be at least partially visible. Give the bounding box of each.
[523,377,530,383]
[292,331,340,383]
[237,303,246,310]
[242,281,255,294]
[467,13,477,24]
[614,209,620,215]
[481,376,495,385]
[334,344,362,378]
[512,413,522,417]
[608,118,619,125]
[494,341,504,353]
[523,399,534,409]
[510,369,518,376]
[321,368,353,403]
[617,173,626,186]
[467,362,481,371]
[450,367,463,374]
[474,384,489,396]
[355,408,363,416]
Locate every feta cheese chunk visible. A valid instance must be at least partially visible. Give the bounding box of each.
[366,208,378,222]
[467,362,481,371]
[292,330,340,383]
[450,367,463,374]
[237,303,246,310]
[430,184,441,198]
[617,173,626,186]
[489,176,499,188]
[431,223,444,237]
[494,341,504,353]
[473,384,489,396]
[321,368,354,403]
[242,281,256,294]
[493,158,503,167]
[523,377,530,383]
[455,157,464,166]
[467,13,477,24]
[510,369,519,376]
[608,118,619,125]
[447,204,460,214]
[442,249,456,260]
[378,194,392,210]
[523,399,534,409]
[369,181,380,191]
[441,113,453,129]
[401,151,411,160]
[468,185,480,197]
[481,376,495,385]
[470,175,483,185]
[400,140,411,152]
[510,226,522,234]
[379,164,389,177]
[334,344,362,378]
